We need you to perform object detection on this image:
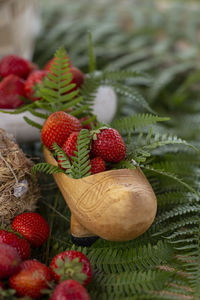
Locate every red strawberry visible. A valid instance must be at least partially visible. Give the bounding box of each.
[91,128,126,162]
[44,55,73,72]
[0,243,21,279]
[24,70,47,101]
[50,250,92,286]
[12,212,50,247]
[90,157,106,174]
[41,111,82,150]
[0,55,32,79]
[50,280,90,300]
[62,131,79,160]
[0,230,30,260]
[9,259,52,299]
[0,74,26,108]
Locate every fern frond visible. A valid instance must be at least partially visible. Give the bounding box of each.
[23,116,43,129]
[52,143,72,177]
[31,162,63,176]
[142,164,199,197]
[128,131,200,164]
[71,129,91,179]
[90,270,172,300]
[84,241,173,274]
[112,114,170,136]
[111,82,155,114]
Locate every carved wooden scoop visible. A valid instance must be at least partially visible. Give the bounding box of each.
[43,147,157,242]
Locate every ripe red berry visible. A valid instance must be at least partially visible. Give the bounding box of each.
[0,243,21,279]
[0,55,32,79]
[50,280,90,300]
[50,250,92,286]
[62,131,79,160]
[12,212,50,247]
[9,259,52,299]
[91,128,126,162]
[24,70,47,101]
[0,230,30,260]
[0,74,26,109]
[90,157,106,174]
[41,111,82,150]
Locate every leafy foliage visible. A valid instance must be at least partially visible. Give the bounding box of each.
[18,1,200,299]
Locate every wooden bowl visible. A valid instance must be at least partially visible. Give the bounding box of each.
[43,147,157,242]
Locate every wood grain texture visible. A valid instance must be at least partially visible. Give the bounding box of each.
[43,147,157,241]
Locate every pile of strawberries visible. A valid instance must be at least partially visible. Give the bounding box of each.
[41,111,126,175]
[0,54,84,109]
[0,211,92,299]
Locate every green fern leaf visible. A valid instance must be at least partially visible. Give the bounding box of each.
[31,162,63,176]
[71,129,91,179]
[52,143,72,177]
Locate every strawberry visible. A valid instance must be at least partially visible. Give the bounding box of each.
[50,280,90,300]
[61,131,79,160]
[24,70,47,101]
[0,74,26,108]
[41,111,82,150]
[50,250,92,286]
[0,55,33,79]
[0,230,30,260]
[9,259,52,299]
[91,128,126,162]
[12,212,50,247]
[90,157,106,174]
[0,243,21,279]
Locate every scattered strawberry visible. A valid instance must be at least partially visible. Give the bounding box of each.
[24,70,48,101]
[9,259,52,299]
[0,74,26,108]
[61,131,79,160]
[91,128,126,162]
[0,243,21,279]
[0,55,32,79]
[0,230,30,260]
[41,111,82,150]
[44,55,73,72]
[90,157,106,174]
[12,212,50,247]
[50,280,90,300]
[50,250,92,286]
